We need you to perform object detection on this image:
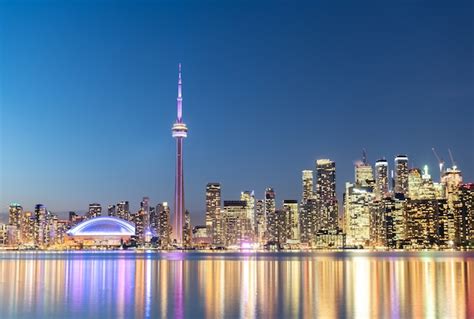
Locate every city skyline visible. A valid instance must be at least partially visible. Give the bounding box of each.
[1,1,473,218]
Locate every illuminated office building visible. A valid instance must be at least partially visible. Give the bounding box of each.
[455,183,474,247]
[283,200,299,242]
[240,190,255,236]
[315,159,338,230]
[300,198,317,244]
[20,211,35,245]
[264,188,276,242]
[375,159,389,198]
[394,155,409,195]
[206,183,222,244]
[116,201,130,221]
[183,210,192,247]
[222,200,251,246]
[8,203,22,229]
[344,182,374,247]
[302,170,314,202]
[156,202,171,248]
[255,199,266,244]
[108,205,116,217]
[87,203,102,219]
[34,204,48,247]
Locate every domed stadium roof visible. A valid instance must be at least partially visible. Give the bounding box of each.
[67,216,135,236]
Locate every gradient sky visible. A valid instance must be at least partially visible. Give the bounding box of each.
[1,0,473,221]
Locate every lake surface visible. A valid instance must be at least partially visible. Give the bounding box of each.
[0,251,473,318]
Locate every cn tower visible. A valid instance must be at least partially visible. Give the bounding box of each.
[172,63,188,245]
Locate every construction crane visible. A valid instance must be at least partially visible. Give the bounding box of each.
[448,148,457,170]
[431,147,445,181]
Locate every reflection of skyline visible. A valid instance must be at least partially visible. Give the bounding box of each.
[0,252,473,318]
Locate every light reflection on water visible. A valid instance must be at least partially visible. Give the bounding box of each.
[0,251,473,318]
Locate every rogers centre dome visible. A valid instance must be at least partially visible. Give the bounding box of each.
[65,217,135,248]
[67,216,135,236]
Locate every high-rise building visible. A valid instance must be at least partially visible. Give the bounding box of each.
[300,198,317,244]
[441,166,463,243]
[34,204,48,247]
[172,63,188,245]
[375,159,389,198]
[240,190,255,237]
[315,159,338,230]
[183,210,192,247]
[108,205,116,217]
[20,211,34,245]
[116,201,130,221]
[455,183,474,248]
[355,159,375,188]
[222,200,251,246]
[255,199,266,244]
[264,188,276,242]
[205,183,222,243]
[394,155,409,195]
[8,203,22,229]
[156,202,171,248]
[302,170,314,202]
[344,182,374,247]
[87,203,102,219]
[283,200,299,242]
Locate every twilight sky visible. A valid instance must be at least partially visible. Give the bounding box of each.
[0,0,473,221]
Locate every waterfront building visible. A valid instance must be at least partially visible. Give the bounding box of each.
[314,228,346,249]
[255,199,266,245]
[394,155,409,195]
[344,182,374,247]
[108,205,116,216]
[86,203,102,219]
[20,211,35,245]
[455,183,474,248]
[205,183,222,244]
[355,156,375,188]
[240,190,255,237]
[156,202,171,248]
[34,204,48,247]
[442,166,463,242]
[371,196,407,248]
[171,64,188,245]
[183,210,192,247]
[116,201,130,221]
[375,159,389,198]
[300,198,317,244]
[8,203,22,230]
[315,159,339,230]
[406,199,450,248]
[264,188,276,242]
[302,170,314,202]
[283,200,299,242]
[222,200,251,247]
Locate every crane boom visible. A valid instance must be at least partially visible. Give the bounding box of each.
[448,149,457,169]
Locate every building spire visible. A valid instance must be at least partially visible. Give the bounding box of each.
[177,63,183,122]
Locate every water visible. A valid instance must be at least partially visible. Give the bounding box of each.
[0,251,473,318]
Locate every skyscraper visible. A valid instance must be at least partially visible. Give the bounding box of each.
[156,202,171,249]
[87,203,102,219]
[375,159,389,198]
[315,159,338,230]
[116,201,130,221]
[283,200,299,242]
[171,63,188,245]
[255,199,266,244]
[394,155,409,195]
[264,188,276,242]
[240,190,255,236]
[107,205,116,217]
[205,183,222,243]
[8,203,22,229]
[302,170,314,202]
[222,200,251,246]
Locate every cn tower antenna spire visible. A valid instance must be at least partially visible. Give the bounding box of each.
[177,63,183,122]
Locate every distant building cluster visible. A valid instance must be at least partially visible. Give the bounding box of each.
[1,152,473,251]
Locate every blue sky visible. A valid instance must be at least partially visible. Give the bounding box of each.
[1,0,473,221]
